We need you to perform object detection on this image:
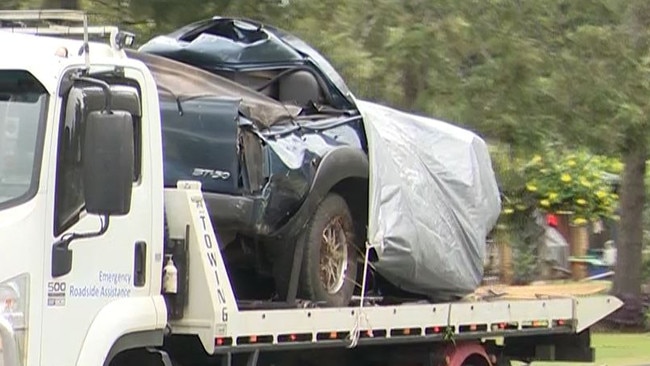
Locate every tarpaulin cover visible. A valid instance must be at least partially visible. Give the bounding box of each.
[356,99,502,300]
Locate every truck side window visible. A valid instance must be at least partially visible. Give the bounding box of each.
[53,86,85,236]
[53,80,143,237]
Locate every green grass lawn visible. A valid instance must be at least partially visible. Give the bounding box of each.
[529,333,650,366]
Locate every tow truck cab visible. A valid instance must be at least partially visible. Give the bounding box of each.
[0,13,167,366]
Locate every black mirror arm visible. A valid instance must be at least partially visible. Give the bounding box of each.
[51,215,110,277]
[72,75,113,113]
[55,214,110,250]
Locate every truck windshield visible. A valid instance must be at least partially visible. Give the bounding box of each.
[0,70,48,209]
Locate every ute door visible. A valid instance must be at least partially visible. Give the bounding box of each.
[161,96,241,195]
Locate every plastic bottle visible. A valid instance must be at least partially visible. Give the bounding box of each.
[163,254,178,294]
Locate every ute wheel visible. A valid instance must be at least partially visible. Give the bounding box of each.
[299,192,359,306]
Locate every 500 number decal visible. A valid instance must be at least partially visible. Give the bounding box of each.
[47,281,67,293]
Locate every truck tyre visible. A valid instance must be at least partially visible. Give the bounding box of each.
[298,192,359,306]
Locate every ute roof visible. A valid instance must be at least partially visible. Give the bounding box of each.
[138,16,356,107]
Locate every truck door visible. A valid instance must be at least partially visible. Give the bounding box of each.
[40,70,159,365]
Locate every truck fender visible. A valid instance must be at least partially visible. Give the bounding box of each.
[270,146,369,241]
[74,295,168,366]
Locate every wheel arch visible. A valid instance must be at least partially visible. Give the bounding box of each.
[104,331,164,366]
[269,146,369,243]
[330,176,369,247]
[74,296,167,366]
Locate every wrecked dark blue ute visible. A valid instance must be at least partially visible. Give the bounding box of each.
[131,17,371,307]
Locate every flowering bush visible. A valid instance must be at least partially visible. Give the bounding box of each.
[501,148,621,225]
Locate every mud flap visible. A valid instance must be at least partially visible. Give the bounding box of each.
[503,329,595,363]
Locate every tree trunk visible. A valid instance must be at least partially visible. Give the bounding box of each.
[612,140,646,296]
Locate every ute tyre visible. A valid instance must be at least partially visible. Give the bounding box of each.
[299,192,359,307]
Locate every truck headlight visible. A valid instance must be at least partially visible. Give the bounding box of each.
[0,274,29,366]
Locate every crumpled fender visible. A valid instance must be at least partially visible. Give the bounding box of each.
[269,145,368,241]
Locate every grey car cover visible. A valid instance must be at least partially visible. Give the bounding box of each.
[357,99,501,300]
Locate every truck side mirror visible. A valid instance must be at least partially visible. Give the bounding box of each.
[82,110,134,216]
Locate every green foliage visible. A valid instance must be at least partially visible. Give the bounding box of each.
[491,143,621,224]
[520,147,621,224]
[488,143,543,284]
[490,143,623,284]
[506,207,544,285]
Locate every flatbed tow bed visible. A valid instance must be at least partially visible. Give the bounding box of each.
[159,182,623,365]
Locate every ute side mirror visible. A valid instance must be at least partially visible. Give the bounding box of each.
[82,110,134,216]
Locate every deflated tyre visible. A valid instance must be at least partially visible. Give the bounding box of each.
[298,192,359,306]
[273,192,359,307]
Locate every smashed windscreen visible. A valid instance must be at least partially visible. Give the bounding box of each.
[139,18,303,66]
[139,17,356,107]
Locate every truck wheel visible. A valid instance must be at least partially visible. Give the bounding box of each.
[299,192,359,307]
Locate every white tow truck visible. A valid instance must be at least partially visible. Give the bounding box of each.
[0,10,624,366]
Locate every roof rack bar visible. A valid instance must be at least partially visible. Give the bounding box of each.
[0,9,87,23]
[3,25,118,37]
[0,9,91,70]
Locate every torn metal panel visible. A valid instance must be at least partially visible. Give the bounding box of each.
[126,49,300,128]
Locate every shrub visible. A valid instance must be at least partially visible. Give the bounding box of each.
[502,145,621,225]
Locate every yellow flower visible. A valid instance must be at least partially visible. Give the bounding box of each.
[526,183,538,192]
[567,160,576,167]
[531,155,542,164]
[540,199,550,207]
[503,208,514,214]
[515,204,527,211]
[576,198,587,206]
[610,161,623,173]
[561,173,572,182]
[596,190,607,199]
[548,192,558,200]
[579,177,591,188]
[573,217,588,225]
